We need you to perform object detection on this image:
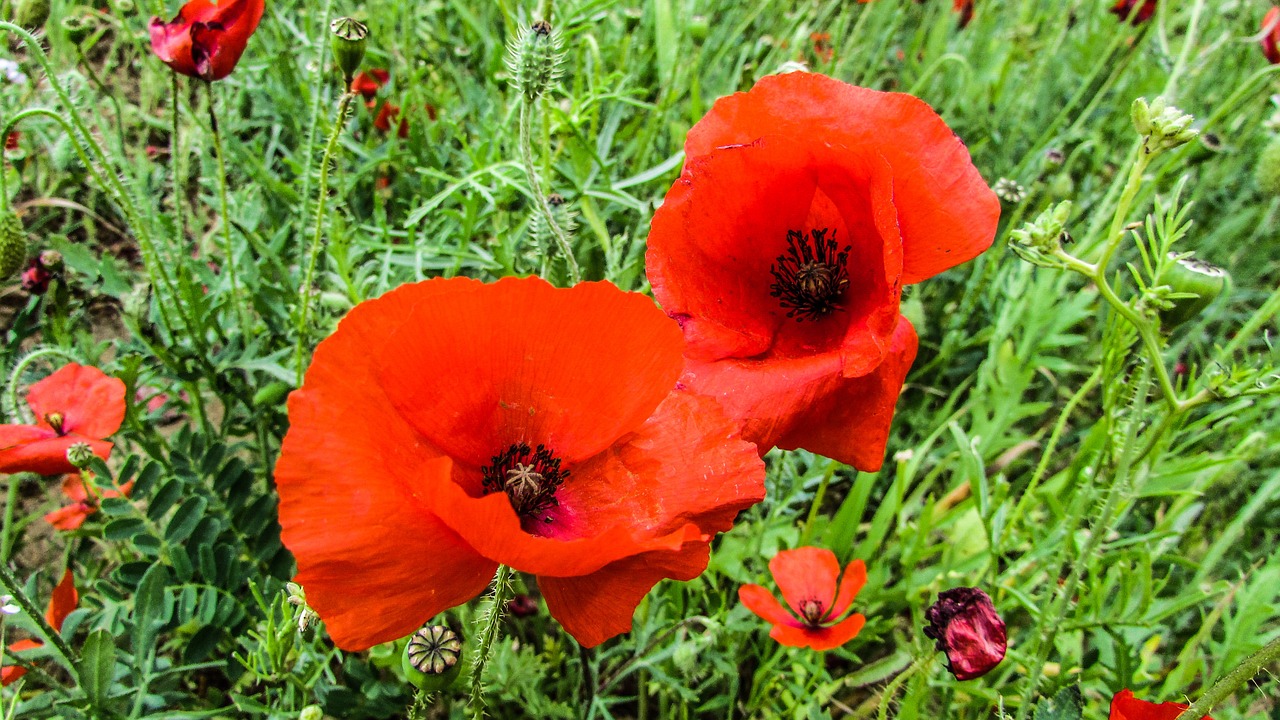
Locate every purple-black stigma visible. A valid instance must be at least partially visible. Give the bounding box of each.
[798,598,826,626]
[481,442,569,526]
[769,228,852,322]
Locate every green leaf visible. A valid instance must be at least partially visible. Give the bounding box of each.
[103,518,146,541]
[133,564,171,658]
[1034,686,1083,720]
[78,629,116,711]
[165,496,208,543]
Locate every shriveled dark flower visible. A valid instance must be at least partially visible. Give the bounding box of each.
[923,587,1006,680]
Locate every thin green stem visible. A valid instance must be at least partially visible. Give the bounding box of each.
[171,72,188,246]
[798,461,839,547]
[0,565,78,674]
[75,46,128,154]
[1175,635,1280,719]
[875,657,930,720]
[294,92,356,386]
[469,564,514,719]
[0,474,21,564]
[518,100,580,283]
[206,83,251,335]
[1159,0,1205,102]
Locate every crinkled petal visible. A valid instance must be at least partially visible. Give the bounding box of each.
[770,612,865,651]
[769,547,840,618]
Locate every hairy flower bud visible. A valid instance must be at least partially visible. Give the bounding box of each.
[330,17,368,85]
[507,21,563,102]
[0,208,28,280]
[1157,254,1229,328]
[1132,97,1198,155]
[402,625,463,692]
[923,587,1007,681]
[14,0,51,30]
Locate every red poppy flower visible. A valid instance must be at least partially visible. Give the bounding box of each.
[1,569,76,686]
[646,72,998,470]
[276,276,766,650]
[954,0,975,28]
[1263,8,1280,64]
[809,33,834,63]
[738,547,867,651]
[0,364,125,476]
[373,102,409,138]
[351,68,390,100]
[149,0,265,81]
[923,587,1006,680]
[1110,0,1157,24]
[1109,690,1211,720]
[44,474,134,531]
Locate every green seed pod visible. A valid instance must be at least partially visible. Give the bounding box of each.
[1256,135,1280,197]
[402,625,463,693]
[330,17,368,85]
[66,441,95,470]
[14,0,51,30]
[0,208,27,280]
[62,14,94,46]
[688,15,709,42]
[252,381,293,409]
[507,21,562,102]
[1159,254,1229,328]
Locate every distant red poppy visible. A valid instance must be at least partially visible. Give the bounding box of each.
[276,277,765,650]
[954,0,974,28]
[3,131,18,151]
[1262,8,1280,64]
[647,72,998,470]
[1110,0,1157,24]
[0,364,125,476]
[810,33,834,62]
[44,474,134,531]
[1109,690,1211,720]
[1,569,76,686]
[351,68,390,100]
[739,547,866,650]
[149,0,265,81]
[373,102,409,138]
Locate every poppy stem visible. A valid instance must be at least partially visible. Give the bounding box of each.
[468,564,513,718]
[517,98,580,283]
[874,656,931,720]
[0,473,20,563]
[294,91,357,387]
[798,460,839,547]
[1174,634,1280,719]
[205,82,251,336]
[0,565,78,675]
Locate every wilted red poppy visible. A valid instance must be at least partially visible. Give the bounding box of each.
[646,72,998,470]
[149,0,265,81]
[351,68,390,100]
[738,547,866,651]
[1,569,76,686]
[1262,8,1280,64]
[1110,0,1157,24]
[1109,690,1211,720]
[923,587,1006,680]
[276,277,766,650]
[44,474,134,531]
[0,364,125,476]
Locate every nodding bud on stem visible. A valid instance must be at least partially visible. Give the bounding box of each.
[330,17,368,86]
[0,208,28,280]
[402,625,463,692]
[507,20,563,102]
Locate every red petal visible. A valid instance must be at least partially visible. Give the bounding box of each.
[682,72,998,284]
[768,547,840,618]
[45,569,77,630]
[0,434,113,476]
[539,534,710,648]
[826,559,866,621]
[149,0,263,80]
[770,612,865,651]
[647,136,902,371]
[1,640,41,686]
[26,364,125,439]
[1109,690,1210,720]
[739,584,801,628]
[44,504,92,531]
[60,474,88,502]
[376,277,683,468]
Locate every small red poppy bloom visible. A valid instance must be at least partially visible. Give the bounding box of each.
[0,364,125,476]
[1262,8,1280,64]
[1,569,76,686]
[276,277,766,650]
[810,33,834,63]
[21,260,51,294]
[1109,689,1211,720]
[149,0,265,81]
[646,72,998,470]
[923,587,1006,680]
[351,68,390,100]
[373,102,409,138]
[738,547,867,651]
[44,474,134,531]
[1110,0,1157,24]
[954,0,975,28]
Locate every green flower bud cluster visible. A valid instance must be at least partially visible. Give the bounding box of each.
[1131,97,1197,155]
[0,208,28,280]
[1008,201,1072,269]
[507,21,563,102]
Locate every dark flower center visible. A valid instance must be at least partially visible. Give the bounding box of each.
[481,442,568,528]
[45,412,65,435]
[769,228,851,322]
[798,598,826,626]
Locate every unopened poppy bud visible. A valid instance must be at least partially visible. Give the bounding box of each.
[0,208,27,280]
[923,587,1007,681]
[402,625,463,692]
[62,14,94,45]
[689,15,710,42]
[1158,254,1229,328]
[329,17,368,86]
[66,442,95,470]
[1256,135,1280,197]
[14,0,51,30]
[507,21,562,102]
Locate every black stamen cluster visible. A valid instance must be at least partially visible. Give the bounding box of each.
[481,442,568,526]
[769,228,852,322]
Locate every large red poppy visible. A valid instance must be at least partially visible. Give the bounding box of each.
[1109,689,1211,720]
[276,277,765,650]
[0,363,125,476]
[1,569,77,686]
[646,72,998,470]
[738,547,866,651]
[149,0,265,81]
